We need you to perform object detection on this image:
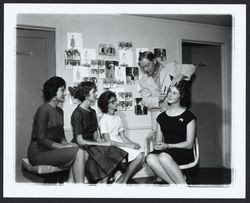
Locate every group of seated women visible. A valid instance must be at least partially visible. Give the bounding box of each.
[27,76,196,184]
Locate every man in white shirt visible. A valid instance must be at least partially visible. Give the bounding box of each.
[138,51,196,130]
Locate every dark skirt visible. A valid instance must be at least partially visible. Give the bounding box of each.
[147,148,194,165]
[28,141,79,167]
[82,145,128,181]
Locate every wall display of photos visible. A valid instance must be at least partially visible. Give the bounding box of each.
[134,98,148,115]
[65,33,166,115]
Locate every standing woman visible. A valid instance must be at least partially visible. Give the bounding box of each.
[27,76,87,183]
[69,81,128,183]
[146,80,196,184]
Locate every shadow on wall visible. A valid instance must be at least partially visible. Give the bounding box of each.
[191,102,230,167]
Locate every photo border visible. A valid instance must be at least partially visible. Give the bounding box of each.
[1,1,248,201]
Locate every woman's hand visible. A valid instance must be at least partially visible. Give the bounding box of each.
[60,143,77,148]
[153,142,168,150]
[132,143,141,149]
[124,143,141,149]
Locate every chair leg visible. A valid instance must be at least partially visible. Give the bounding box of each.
[183,169,192,184]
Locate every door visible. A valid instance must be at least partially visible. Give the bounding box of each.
[16,27,55,181]
[182,43,222,167]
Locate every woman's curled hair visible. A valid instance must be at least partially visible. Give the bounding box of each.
[68,81,96,102]
[43,76,66,102]
[98,91,116,113]
[175,80,192,109]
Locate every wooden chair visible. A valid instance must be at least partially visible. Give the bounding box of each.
[22,158,69,183]
[145,131,199,184]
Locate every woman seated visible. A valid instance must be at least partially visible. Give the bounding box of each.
[98,91,145,183]
[146,80,196,184]
[27,76,86,183]
[69,81,128,183]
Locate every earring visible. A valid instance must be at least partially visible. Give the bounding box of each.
[53,97,56,101]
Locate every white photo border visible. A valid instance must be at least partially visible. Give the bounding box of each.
[3,3,246,198]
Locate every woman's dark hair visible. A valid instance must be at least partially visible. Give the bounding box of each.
[138,51,156,62]
[174,80,192,109]
[42,76,66,102]
[98,91,116,113]
[68,81,96,102]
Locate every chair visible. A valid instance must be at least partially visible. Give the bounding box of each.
[145,131,199,184]
[22,158,69,183]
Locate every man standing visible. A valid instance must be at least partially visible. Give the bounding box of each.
[138,51,196,130]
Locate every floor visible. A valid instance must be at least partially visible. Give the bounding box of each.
[17,167,232,185]
[129,167,232,185]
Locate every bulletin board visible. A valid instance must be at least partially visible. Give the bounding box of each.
[64,32,167,129]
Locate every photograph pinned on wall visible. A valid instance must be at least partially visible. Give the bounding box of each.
[91,59,99,69]
[103,78,117,89]
[98,43,116,56]
[97,60,106,78]
[115,66,126,85]
[134,98,148,115]
[82,49,97,67]
[125,92,133,101]
[105,60,119,80]
[117,91,125,101]
[89,66,98,78]
[65,33,83,69]
[125,101,133,111]
[154,48,167,62]
[126,66,139,84]
[118,41,133,50]
[67,32,83,50]
[73,66,89,85]
[119,49,133,67]
[117,101,126,111]
[64,49,81,69]
[135,48,148,66]
[91,59,106,78]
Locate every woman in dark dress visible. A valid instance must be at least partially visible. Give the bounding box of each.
[28,76,87,183]
[146,80,196,184]
[69,81,128,183]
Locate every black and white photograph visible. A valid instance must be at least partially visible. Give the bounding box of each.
[3,3,246,199]
[154,48,167,62]
[135,98,148,115]
[98,43,116,56]
[126,66,139,84]
[105,60,119,79]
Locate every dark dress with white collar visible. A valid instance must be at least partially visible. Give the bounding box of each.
[149,110,196,165]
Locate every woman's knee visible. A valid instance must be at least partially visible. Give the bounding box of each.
[76,148,88,160]
[146,154,157,165]
[137,152,145,161]
[158,153,174,165]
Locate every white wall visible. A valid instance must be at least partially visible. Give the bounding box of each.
[17,14,232,168]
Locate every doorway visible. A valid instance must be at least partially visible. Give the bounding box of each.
[16,27,56,182]
[182,42,223,168]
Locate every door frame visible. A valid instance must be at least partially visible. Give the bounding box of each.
[178,38,231,169]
